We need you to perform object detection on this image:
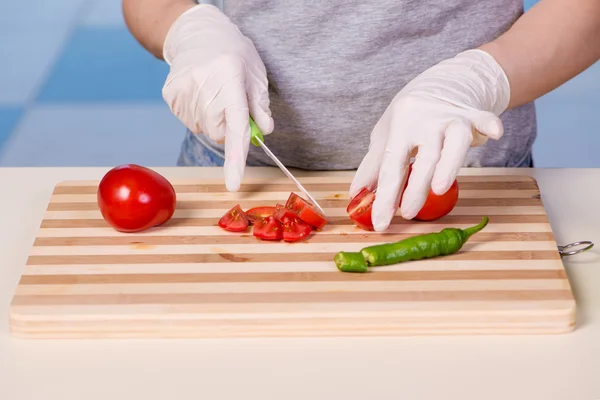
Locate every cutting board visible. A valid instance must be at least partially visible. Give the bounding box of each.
[9,174,576,338]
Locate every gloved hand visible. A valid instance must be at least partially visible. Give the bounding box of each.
[162,4,274,191]
[350,49,511,232]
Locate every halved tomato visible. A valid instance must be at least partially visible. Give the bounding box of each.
[245,206,277,224]
[218,204,249,232]
[285,192,327,230]
[346,187,376,231]
[253,215,283,241]
[346,165,459,231]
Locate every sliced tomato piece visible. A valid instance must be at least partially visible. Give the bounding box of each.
[253,215,283,241]
[245,206,277,224]
[284,192,327,230]
[218,204,249,232]
[280,215,312,242]
[347,187,375,231]
[274,203,297,223]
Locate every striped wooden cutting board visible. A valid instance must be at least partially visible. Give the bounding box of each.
[9,174,576,338]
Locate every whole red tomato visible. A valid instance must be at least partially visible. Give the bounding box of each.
[97,164,176,232]
[401,163,459,221]
[412,179,459,221]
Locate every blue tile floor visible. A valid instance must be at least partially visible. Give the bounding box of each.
[0,0,598,168]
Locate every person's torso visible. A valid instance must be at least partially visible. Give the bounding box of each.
[193,0,536,169]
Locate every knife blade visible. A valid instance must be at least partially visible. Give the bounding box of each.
[249,117,327,217]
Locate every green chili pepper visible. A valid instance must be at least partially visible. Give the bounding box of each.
[334,251,369,273]
[249,117,264,147]
[360,216,489,267]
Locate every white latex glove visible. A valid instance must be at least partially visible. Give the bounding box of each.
[162,4,274,191]
[350,49,511,232]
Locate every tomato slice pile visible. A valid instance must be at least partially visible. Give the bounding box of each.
[217,192,327,242]
[273,205,313,242]
[347,163,460,230]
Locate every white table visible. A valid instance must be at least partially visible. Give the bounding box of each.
[1,167,598,400]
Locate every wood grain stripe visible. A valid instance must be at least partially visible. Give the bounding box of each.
[9,318,575,341]
[25,250,561,265]
[49,189,542,203]
[14,279,569,296]
[10,315,574,330]
[9,326,575,339]
[32,232,555,246]
[28,241,560,256]
[39,214,551,228]
[21,260,567,276]
[35,224,554,238]
[42,207,547,220]
[9,317,574,332]
[17,269,567,285]
[51,180,539,195]
[45,197,543,211]
[35,224,555,238]
[53,175,537,188]
[10,290,573,306]
[10,299,575,316]
[48,240,558,255]
[8,327,577,339]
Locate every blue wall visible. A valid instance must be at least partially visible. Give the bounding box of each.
[0,0,597,168]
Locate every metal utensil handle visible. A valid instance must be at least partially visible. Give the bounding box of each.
[249,117,327,216]
[250,117,264,147]
[558,240,594,257]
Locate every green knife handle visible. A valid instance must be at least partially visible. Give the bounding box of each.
[249,117,264,147]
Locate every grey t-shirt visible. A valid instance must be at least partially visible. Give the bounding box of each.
[180,0,536,169]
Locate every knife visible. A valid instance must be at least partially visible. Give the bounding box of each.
[249,117,327,216]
